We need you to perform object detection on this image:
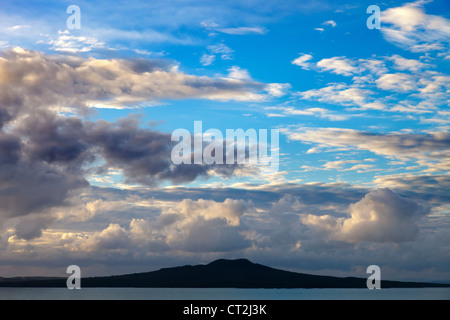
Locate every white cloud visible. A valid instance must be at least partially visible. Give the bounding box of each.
[381,1,450,54]
[322,20,337,27]
[340,188,429,242]
[7,25,31,32]
[88,223,130,250]
[288,106,349,121]
[48,34,105,53]
[292,53,313,69]
[265,83,291,97]
[316,57,358,76]
[375,73,417,92]
[200,53,215,66]
[227,66,251,80]
[302,188,430,243]
[174,198,252,226]
[218,27,267,35]
[207,43,234,60]
[297,83,368,107]
[391,54,427,72]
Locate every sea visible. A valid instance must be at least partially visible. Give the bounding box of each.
[0,287,449,300]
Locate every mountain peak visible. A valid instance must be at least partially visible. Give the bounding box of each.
[207,258,254,267]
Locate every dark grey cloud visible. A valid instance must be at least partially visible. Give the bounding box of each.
[14,214,55,241]
[85,116,244,185]
[0,110,247,232]
[0,130,88,220]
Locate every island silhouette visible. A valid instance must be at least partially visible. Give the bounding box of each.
[1,259,449,288]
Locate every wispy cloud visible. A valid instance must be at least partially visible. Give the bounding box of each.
[218,26,267,35]
[381,1,450,54]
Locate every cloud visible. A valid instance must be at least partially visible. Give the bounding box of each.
[282,126,450,166]
[390,54,427,72]
[293,52,449,115]
[13,214,55,241]
[81,197,254,253]
[0,47,270,120]
[207,43,234,60]
[0,47,271,239]
[0,129,88,221]
[175,198,253,226]
[2,179,448,280]
[266,106,349,121]
[292,53,313,69]
[218,27,267,35]
[48,34,105,53]
[297,83,368,107]
[322,20,336,27]
[6,25,31,32]
[200,53,215,66]
[341,188,430,242]
[375,73,417,92]
[316,57,358,76]
[173,217,251,252]
[89,223,131,250]
[265,83,291,97]
[373,173,450,200]
[303,188,430,243]
[381,1,450,54]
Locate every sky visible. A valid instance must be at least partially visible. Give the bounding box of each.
[0,0,449,282]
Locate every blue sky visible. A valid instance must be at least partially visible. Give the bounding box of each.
[0,0,449,282]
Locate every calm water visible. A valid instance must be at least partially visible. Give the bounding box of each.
[0,287,449,300]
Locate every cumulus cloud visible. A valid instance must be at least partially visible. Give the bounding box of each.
[340,188,430,242]
[76,197,254,253]
[89,223,131,250]
[175,198,252,226]
[173,217,251,252]
[164,198,254,252]
[303,188,430,243]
